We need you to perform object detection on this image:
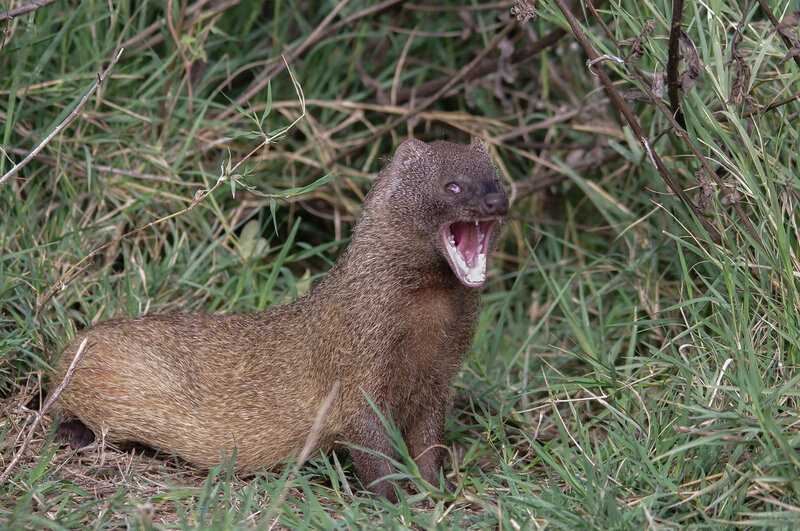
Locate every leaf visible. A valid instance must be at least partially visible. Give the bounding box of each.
[678,30,703,94]
[238,220,269,259]
[269,197,278,236]
[694,170,713,212]
[729,57,752,106]
[779,44,800,66]
[274,172,336,199]
[619,20,655,59]
[622,72,666,102]
[260,81,272,127]
[726,14,755,106]
[510,0,537,22]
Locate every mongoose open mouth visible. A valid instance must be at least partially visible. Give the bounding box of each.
[442,219,498,287]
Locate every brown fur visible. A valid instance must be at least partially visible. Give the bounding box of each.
[50,138,509,502]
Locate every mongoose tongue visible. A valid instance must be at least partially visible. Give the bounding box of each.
[442,219,497,287]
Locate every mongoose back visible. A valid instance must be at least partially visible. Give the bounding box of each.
[51,138,509,502]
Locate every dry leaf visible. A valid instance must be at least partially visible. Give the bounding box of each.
[694,170,713,212]
[510,0,537,23]
[779,44,800,66]
[678,30,703,93]
[619,20,655,59]
[621,73,665,102]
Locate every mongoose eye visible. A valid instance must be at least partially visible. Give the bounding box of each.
[444,182,462,194]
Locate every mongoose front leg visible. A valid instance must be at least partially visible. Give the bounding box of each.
[347,415,399,502]
[404,401,455,494]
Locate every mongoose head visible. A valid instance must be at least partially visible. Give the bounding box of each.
[381,137,509,287]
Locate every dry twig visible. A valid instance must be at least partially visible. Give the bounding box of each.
[551,0,721,243]
[325,18,520,171]
[0,48,124,186]
[0,0,62,21]
[626,66,765,249]
[220,0,353,120]
[757,0,800,69]
[667,0,686,128]
[35,57,306,314]
[0,339,89,485]
[167,0,194,115]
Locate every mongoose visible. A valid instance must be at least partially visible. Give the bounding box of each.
[50,138,509,503]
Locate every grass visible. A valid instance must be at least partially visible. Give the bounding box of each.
[2,0,800,527]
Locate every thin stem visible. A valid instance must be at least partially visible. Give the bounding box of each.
[757,0,800,69]
[0,48,125,186]
[667,0,686,128]
[0,339,89,485]
[0,0,62,21]
[551,0,720,243]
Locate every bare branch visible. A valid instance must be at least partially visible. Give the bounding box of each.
[0,339,89,485]
[0,0,62,21]
[326,18,520,171]
[0,48,124,186]
[35,57,306,314]
[757,0,800,69]
[667,0,686,128]
[551,0,721,243]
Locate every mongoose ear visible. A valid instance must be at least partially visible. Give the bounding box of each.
[392,138,433,171]
[471,137,489,153]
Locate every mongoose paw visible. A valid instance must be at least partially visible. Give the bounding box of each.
[55,419,95,449]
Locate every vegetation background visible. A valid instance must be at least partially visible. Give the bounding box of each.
[2,0,799,528]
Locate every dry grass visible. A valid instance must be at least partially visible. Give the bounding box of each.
[2,0,800,528]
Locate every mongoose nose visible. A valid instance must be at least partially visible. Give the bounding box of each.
[482,193,509,216]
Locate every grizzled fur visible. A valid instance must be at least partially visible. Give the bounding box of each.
[51,138,508,503]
